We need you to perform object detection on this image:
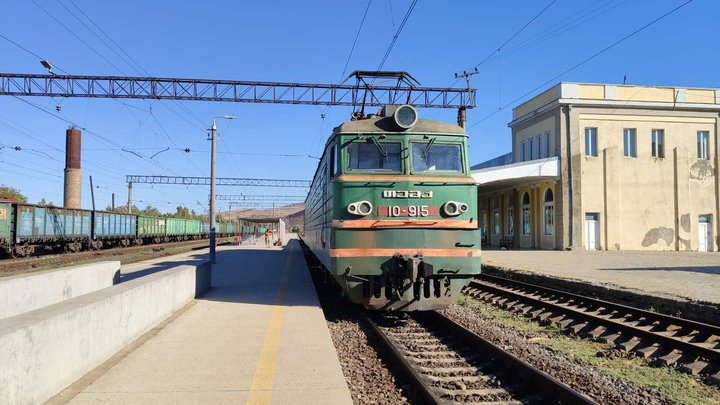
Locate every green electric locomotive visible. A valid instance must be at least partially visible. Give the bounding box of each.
[304,105,481,311]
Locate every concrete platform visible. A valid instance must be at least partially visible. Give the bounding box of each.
[118,239,254,281]
[483,249,720,304]
[482,249,720,325]
[60,236,352,405]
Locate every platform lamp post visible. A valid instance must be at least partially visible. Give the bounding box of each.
[209,115,237,264]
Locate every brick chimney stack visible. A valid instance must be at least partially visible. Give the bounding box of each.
[63,127,82,208]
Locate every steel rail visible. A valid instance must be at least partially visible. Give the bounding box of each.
[364,315,443,405]
[363,310,596,404]
[477,274,720,336]
[427,312,596,405]
[469,275,720,374]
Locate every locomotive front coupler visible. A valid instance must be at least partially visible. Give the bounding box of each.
[393,253,435,283]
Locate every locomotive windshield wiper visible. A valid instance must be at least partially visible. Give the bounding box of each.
[422,137,437,159]
[369,136,387,157]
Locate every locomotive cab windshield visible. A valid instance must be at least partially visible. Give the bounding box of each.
[347,138,402,172]
[411,140,463,173]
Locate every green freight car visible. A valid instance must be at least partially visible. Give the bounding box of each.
[0,202,12,254]
[303,105,481,311]
[138,216,167,244]
[3,203,93,256]
[164,218,201,241]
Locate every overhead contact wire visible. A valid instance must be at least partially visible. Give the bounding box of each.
[469,0,696,127]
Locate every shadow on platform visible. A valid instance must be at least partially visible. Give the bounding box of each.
[203,240,320,307]
[599,266,720,275]
[111,240,320,308]
[115,253,208,283]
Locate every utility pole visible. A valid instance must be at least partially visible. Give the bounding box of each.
[454,68,479,128]
[112,193,115,210]
[127,182,132,214]
[89,175,95,211]
[209,115,237,265]
[209,121,217,264]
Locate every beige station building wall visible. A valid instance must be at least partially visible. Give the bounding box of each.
[474,82,720,252]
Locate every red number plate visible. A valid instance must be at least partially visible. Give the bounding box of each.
[378,205,438,217]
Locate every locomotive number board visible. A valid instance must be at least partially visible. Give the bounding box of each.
[377,205,438,217]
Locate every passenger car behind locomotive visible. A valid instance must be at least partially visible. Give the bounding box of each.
[303,105,481,311]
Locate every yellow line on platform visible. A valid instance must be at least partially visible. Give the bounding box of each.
[246,243,294,405]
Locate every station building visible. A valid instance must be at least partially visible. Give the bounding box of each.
[472,82,720,251]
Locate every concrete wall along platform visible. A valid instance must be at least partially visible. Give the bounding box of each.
[0,261,120,320]
[0,261,211,405]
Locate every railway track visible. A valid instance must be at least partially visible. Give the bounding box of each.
[466,274,720,385]
[364,310,595,404]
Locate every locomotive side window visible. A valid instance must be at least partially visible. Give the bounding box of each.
[334,143,340,175]
[411,142,463,173]
[328,143,339,177]
[347,141,401,172]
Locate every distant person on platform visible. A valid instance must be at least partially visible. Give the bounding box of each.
[264,228,273,248]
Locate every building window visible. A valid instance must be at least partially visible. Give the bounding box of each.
[521,141,526,161]
[507,196,514,236]
[492,198,500,235]
[623,128,637,157]
[507,208,514,236]
[651,129,664,158]
[545,133,551,157]
[522,208,530,236]
[493,211,500,235]
[698,131,709,160]
[543,189,554,236]
[481,211,488,239]
[521,192,530,236]
[529,138,534,160]
[537,135,542,159]
[585,127,597,157]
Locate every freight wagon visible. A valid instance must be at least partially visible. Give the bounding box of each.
[91,211,137,249]
[138,216,167,244]
[0,199,268,258]
[164,218,202,241]
[0,202,93,256]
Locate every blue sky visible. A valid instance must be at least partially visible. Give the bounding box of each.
[0,0,716,213]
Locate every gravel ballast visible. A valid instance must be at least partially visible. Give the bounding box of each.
[441,304,670,405]
[304,261,419,404]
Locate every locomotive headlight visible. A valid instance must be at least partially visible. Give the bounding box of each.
[393,104,418,129]
[347,201,373,216]
[443,201,468,216]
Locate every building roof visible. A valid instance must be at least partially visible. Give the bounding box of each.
[471,157,559,192]
[512,82,720,125]
[471,152,513,171]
